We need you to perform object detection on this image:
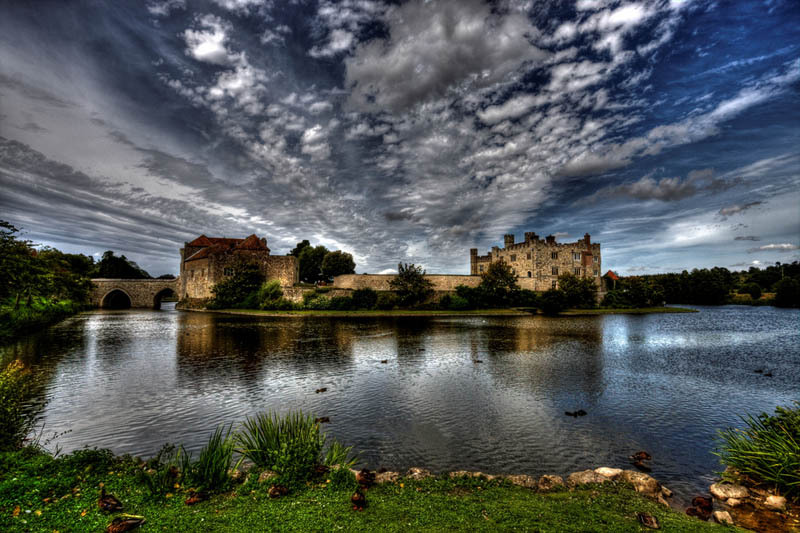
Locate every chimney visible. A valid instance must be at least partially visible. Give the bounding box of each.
[584,233,591,248]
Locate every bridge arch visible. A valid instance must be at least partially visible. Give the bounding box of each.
[90,278,180,309]
[100,288,133,309]
[153,287,178,310]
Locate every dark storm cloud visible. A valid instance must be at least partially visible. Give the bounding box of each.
[734,236,760,241]
[1,0,799,275]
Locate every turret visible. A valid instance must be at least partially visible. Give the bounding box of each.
[545,235,556,244]
[503,234,515,248]
[524,232,538,242]
[584,233,591,248]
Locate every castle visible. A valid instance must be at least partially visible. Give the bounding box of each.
[179,234,297,302]
[470,232,601,291]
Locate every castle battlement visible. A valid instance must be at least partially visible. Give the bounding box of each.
[470,231,601,291]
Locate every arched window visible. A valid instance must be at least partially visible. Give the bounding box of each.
[527,271,531,277]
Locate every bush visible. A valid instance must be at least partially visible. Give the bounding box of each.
[515,289,539,308]
[329,296,354,311]
[351,288,378,310]
[557,274,597,309]
[137,443,186,497]
[601,290,632,308]
[454,285,481,309]
[774,278,800,308]
[183,425,234,492]
[539,289,567,315]
[448,294,470,310]
[322,439,357,469]
[235,412,323,486]
[0,360,37,450]
[303,293,331,310]
[478,262,520,307]
[715,402,800,500]
[375,292,399,310]
[209,259,264,309]
[389,263,434,307]
[744,283,762,300]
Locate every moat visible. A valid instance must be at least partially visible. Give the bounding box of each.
[2,305,797,504]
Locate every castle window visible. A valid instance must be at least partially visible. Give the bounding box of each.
[479,265,484,272]
[527,252,531,259]
[593,256,599,263]
[510,254,516,262]
[574,267,581,275]
[594,269,599,276]
[551,266,559,275]
[573,252,581,261]
[527,271,531,277]
[551,251,558,260]
[224,267,234,276]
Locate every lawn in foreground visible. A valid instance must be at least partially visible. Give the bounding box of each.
[0,449,734,532]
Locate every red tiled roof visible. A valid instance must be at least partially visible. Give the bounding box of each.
[604,270,619,280]
[236,234,269,250]
[185,234,269,261]
[187,235,214,247]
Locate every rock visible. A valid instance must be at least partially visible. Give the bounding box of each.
[505,474,537,489]
[764,495,786,511]
[660,486,673,498]
[567,470,610,487]
[406,467,432,480]
[710,483,749,501]
[726,498,741,507]
[449,471,485,479]
[257,470,277,483]
[375,471,400,484]
[619,470,661,497]
[594,467,623,480]
[537,475,565,492]
[712,510,734,525]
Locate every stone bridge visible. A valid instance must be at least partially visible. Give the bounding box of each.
[90,278,180,309]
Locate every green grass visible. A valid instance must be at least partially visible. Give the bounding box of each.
[0,448,736,532]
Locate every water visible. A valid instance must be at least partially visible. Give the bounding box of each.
[3,304,798,503]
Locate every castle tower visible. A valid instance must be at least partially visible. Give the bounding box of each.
[504,234,515,247]
[470,248,478,275]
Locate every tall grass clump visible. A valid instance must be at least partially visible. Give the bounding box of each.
[715,402,800,500]
[235,411,323,484]
[0,360,37,450]
[183,425,235,492]
[137,443,186,497]
[322,439,357,469]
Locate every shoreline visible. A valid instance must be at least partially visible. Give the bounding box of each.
[184,306,697,318]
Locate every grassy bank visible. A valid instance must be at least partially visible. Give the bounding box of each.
[0,448,730,532]
[0,299,85,344]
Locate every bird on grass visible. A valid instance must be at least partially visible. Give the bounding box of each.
[356,469,375,488]
[637,512,660,529]
[105,514,145,533]
[268,484,289,498]
[685,506,711,521]
[691,495,713,513]
[184,490,209,506]
[98,486,123,513]
[351,489,367,511]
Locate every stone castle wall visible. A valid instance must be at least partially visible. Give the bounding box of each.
[332,274,482,292]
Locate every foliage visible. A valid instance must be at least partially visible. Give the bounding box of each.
[389,263,434,307]
[298,245,330,284]
[600,290,633,309]
[375,292,399,310]
[255,280,295,310]
[447,294,471,310]
[478,261,520,307]
[515,289,539,308]
[351,288,378,310]
[328,296,354,310]
[557,274,597,309]
[322,440,357,470]
[208,258,264,309]
[539,289,567,315]
[157,274,176,279]
[743,282,762,300]
[774,277,800,308]
[289,240,311,257]
[90,250,150,279]
[321,250,356,280]
[234,412,323,486]
[715,402,800,499]
[325,465,358,491]
[303,293,331,310]
[137,443,186,497]
[0,361,38,450]
[183,425,235,493]
[0,299,85,344]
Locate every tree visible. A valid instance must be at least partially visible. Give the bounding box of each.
[321,250,356,280]
[90,251,151,279]
[557,273,597,309]
[37,247,94,303]
[290,240,311,257]
[389,263,434,307]
[298,245,329,283]
[209,258,264,308]
[478,261,519,307]
[351,288,378,310]
[157,274,176,279]
[0,221,39,305]
[774,278,800,308]
[539,289,567,315]
[744,282,762,300]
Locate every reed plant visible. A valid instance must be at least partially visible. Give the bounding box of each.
[715,402,800,500]
[137,443,186,497]
[183,425,234,492]
[323,439,357,469]
[235,411,323,483]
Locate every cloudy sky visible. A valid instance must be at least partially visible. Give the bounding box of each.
[1,0,798,276]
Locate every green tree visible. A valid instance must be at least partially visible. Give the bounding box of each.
[90,251,151,279]
[298,245,329,283]
[539,289,567,315]
[478,261,520,307]
[209,258,264,308]
[0,221,40,306]
[290,240,311,257]
[389,263,434,307]
[774,277,800,308]
[557,274,597,309]
[744,282,762,300]
[351,288,378,310]
[37,247,94,303]
[321,250,356,280]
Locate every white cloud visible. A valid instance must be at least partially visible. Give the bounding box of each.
[211,0,264,13]
[147,0,185,17]
[748,243,800,252]
[309,29,355,58]
[184,15,235,66]
[477,94,539,124]
[309,101,333,114]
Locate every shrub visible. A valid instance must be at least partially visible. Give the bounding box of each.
[209,258,264,309]
[326,465,358,491]
[351,288,378,310]
[744,282,762,300]
[478,261,519,307]
[437,294,452,310]
[539,289,567,315]
[715,402,800,500]
[329,296,354,311]
[515,289,539,308]
[557,274,597,309]
[375,292,399,310]
[137,443,186,497]
[322,439,358,469]
[774,277,800,308]
[455,285,482,309]
[0,360,37,450]
[601,289,632,308]
[183,425,234,492]
[303,294,331,310]
[389,263,434,307]
[235,412,323,485]
[448,294,470,310]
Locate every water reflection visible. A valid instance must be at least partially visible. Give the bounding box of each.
[1,304,797,504]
